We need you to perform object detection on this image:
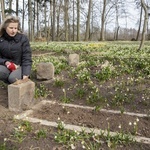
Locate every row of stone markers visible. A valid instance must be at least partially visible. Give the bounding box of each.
[8,53,79,112]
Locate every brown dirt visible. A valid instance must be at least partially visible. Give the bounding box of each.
[30,102,150,138]
[0,50,150,150]
[0,85,150,150]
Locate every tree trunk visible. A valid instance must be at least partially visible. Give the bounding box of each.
[16,0,19,16]
[56,1,60,41]
[68,17,71,41]
[28,0,31,40]
[90,2,94,40]
[0,0,5,21]
[73,0,75,41]
[136,6,142,41]
[114,1,119,40]
[47,0,53,43]
[52,0,56,41]
[64,0,69,41]
[64,0,68,41]
[9,0,13,15]
[49,0,52,41]
[85,0,92,41]
[77,0,80,41]
[22,0,25,32]
[36,1,39,37]
[44,0,47,39]
[28,0,34,41]
[100,0,106,41]
[138,0,148,51]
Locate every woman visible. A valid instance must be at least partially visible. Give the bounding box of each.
[0,16,32,84]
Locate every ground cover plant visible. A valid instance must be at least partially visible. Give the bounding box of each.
[0,41,149,150]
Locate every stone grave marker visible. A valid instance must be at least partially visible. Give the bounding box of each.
[68,53,79,67]
[8,79,35,111]
[36,62,54,80]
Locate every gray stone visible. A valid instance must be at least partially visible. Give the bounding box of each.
[101,60,109,68]
[101,60,115,71]
[37,62,54,80]
[8,80,35,112]
[68,54,79,67]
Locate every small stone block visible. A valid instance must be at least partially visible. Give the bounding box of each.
[68,54,79,67]
[8,80,35,111]
[36,62,54,80]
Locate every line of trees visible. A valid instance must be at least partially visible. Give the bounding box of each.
[0,0,150,45]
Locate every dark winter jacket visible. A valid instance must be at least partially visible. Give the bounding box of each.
[0,32,32,77]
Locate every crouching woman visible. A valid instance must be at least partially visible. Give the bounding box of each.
[0,16,32,84]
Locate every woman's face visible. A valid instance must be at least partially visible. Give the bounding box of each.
[6,23,18,37]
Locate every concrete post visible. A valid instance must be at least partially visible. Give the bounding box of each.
[8,80,35,112]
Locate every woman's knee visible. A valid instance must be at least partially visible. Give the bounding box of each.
[8,76,17,83]
[0,65,10,80]
[8,75,22,83]
[8,68,22,83]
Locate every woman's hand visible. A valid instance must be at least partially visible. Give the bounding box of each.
[23,75,29,79]
[5,61,11,66]
[5,61,19,71]
[5,61,18,71]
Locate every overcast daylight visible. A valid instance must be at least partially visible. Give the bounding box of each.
[0,0,150,149]
[1,0,147,31]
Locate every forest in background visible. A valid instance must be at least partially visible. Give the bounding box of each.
[0,0,150,42]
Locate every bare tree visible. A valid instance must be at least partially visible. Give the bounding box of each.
[85,0,92,41]
[0,0,5,21]
[16,0,19,16]
[56,0,63,41]
[44,0,47,36]
[0,0,145,41]
[22,0,25,32]
[64,0,69,41]
[28,0,34,41]
[8,0,13,14]
[114,0,120,40]
[52,0,56,41]
[77,0,80,41]
[138,0,148,51]
[90,1,94,40]
[72,0,75,41]
[136,5,143,41]
[37,0,42,38]
[100,0,106,41]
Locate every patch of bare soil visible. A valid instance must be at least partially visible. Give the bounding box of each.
[0,50,150,150]
[0,85,149,150]
[30,102,150,138]
[0,84,8,108]
[35,70,150,115]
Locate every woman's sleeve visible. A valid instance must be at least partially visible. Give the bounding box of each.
[21,35,32,76]
[0,55,6,65]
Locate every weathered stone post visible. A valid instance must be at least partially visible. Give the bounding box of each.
[36,62,54,80]
[8,80,35,112]
[68,53,79,67]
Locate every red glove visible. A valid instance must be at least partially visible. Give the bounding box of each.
[7,62,17,72]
